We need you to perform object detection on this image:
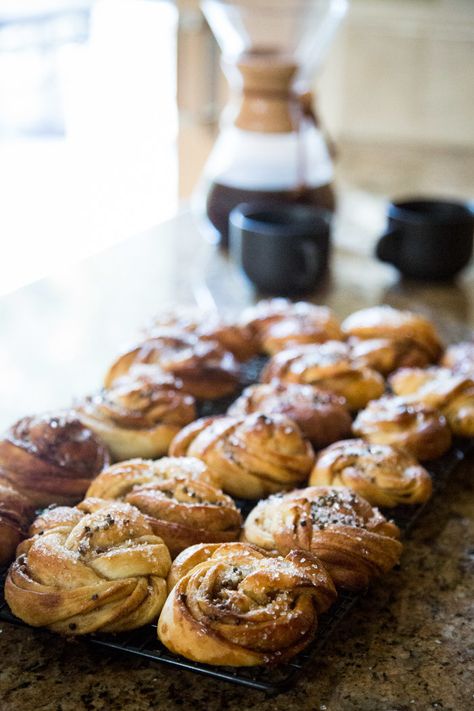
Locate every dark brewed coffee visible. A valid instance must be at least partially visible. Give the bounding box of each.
[207,181,335,249]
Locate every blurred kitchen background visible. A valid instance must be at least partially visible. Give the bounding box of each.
[1,0,473,295]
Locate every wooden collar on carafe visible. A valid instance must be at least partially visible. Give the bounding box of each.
[235,50,317,134]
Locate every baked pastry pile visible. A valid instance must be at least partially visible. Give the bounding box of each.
[2,299,472,668]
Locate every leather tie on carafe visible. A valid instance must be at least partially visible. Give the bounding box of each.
[236,55,336,199]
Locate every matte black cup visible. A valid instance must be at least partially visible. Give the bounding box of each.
[229,203,332,296]
[375,198,474,281]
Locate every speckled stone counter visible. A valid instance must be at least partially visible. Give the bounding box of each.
[1,455,472,711]
[1,206,473,711]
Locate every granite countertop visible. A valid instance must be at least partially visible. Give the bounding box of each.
[0,203,473,710]
[1,455,472,711]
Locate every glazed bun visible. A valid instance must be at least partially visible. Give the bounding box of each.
[86,457,241,558]
[158,542,336,666]
[243,486,402,591]
[341,305,443,372]
[5,501,171,634]
[0,477,33,565]
[241,298,342,355]
[146,307,258,361]
[169,413,315,499]
[228,381,352,449]
[389,366,474,438]
[441,341,474,377]
[77,370,196,461]
[352,395,452,461]
[310,439,432,507]
[0,411,110,506]
[104,330,240,400]
[261,341,385,411]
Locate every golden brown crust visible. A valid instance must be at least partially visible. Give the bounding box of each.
[104,330,241,400]
[241,298,342,355]
[389,366,474,438]
[242,486,402,591]
[5,502,171,634]
[352,395,452,461]
[349,336,439,375]
[228,382,352,449]
[341,306,443,364]
[26,505,85,540]
[309,439,432,507]
[261,312,343,355]
[441,341,474,376]
[0,411,110,506]
[169,413,315,499]
[166,541,271,591]
[158,542,336,666]
[86,457,241,558]
[0,477,34,565]
[261,341,385,411]
[146,307,258,361]
[77,371,197,461]
[86,456,217,494]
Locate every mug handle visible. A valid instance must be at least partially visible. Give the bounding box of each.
[375,228,401,265]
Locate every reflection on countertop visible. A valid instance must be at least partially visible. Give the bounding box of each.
[1,196,472,430]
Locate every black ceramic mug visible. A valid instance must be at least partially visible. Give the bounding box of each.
[375,198,474,280]
[229,203,332,295]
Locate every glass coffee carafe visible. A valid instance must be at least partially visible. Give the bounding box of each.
[195,0,348,248]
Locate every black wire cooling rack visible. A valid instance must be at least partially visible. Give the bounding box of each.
[0,354,472,694]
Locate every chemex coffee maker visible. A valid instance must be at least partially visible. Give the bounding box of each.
[196,0,348,248]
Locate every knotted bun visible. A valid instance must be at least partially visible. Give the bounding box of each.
[169,413,315,499]
[261,341,385,411]
[158,541,336,666]
[243,486,402,591]
[86,457,241,557]
[0,411,110,506]
[5,502,171,634]
[77,371,196,460]
[309,439,432,507]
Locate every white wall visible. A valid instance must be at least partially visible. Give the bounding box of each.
[318,0,474,147]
